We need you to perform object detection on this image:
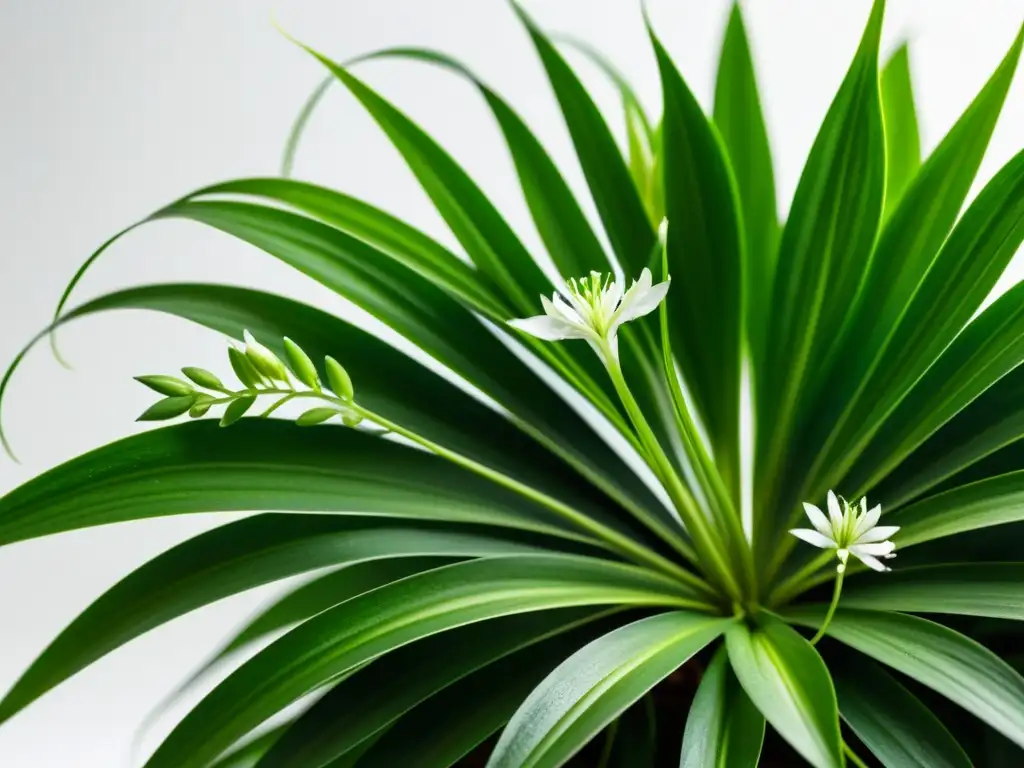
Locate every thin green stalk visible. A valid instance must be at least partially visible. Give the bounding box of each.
[603,345,741,602]
[844,741,870,768]
[348,401,714,596]
[810,568,844,646]
[596,718,619,768]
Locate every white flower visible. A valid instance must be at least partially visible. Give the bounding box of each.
[790,490,899,573]
[508,268,670,360]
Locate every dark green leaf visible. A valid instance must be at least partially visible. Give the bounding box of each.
[513,3,655,276]
[880,43,922,218]
[220,395,256,427]
[726,617,842,768]
[842,564,1024,619]
[142,556,706,768]
[680,647,764,768]
[488,611,731,768]
[651,25,743,500]
[787,608,1024,749]
[208,725,292,768]
[834,657,971,768]
[713,3,779,367]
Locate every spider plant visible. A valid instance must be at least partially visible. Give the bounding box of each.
[2,0,1024,765]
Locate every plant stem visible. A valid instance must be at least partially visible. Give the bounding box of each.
[348,400,714,597]
[596,718,619,768]
[602,345,742,602]
[843,741,870,768]
[810,567,844,646]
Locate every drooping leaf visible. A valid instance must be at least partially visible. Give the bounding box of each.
[833,657,972,768]
[0,514,563,723]
[142,556,707,768]
[725,617,843,768]
[713,2,778,366]
[261,610,619,767]
[208,724,292,768]
[787,608,1024,749]
[487,611,732,768]
[650,25,744,502]
[841,564,1024,620]
[756,0,886,542]
[880,43,922,218]
[679,647,764,768]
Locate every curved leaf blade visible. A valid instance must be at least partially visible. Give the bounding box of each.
[487,611,732,768]
[788,608,1024,749]
[880,43,922,218]
[725,617,843,768]
[679,647,764,768]
[834,658,972,768]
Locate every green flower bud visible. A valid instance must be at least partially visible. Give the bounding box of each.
[325,356,354,401]
[188,395,214,418]
[283,337,320,391]
[243,330,289,382]
[182,367,226,392]
[296,407,338,426]
[137,394,197,422]
[229,346,263,389]
[135,375,194,397]
[341,411,363,427]
[220,395,256,427]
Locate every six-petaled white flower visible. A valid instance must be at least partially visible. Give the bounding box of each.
[508,268,670,361]
[790,490,898,573]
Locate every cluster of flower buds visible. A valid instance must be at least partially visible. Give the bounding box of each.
[135,331,360,428]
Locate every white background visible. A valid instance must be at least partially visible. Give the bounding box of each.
[1,0,1022,764]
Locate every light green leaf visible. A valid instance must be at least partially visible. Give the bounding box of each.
[680,647,764,768]
[725,617,842,768]
[487,611,731,768]
[841,564,1024,620]
[141,555,705,768]
[787,608,1024,749]
[834,658,972,768]
[650,25,744,503]
[262,610,617,767]
[713,3,779,367]
[756,0,885,538]
[512,3,655,276]
[0,514,558,723]
[880,43,922,218]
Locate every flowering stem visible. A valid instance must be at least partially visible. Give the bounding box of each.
[810,568,844,646]
[603,346,742,601]
[347,400,714,596]
[843,742,870,768]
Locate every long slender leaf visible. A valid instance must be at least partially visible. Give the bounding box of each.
[209,725,293,768]
[261,610,618,767]
[142,555,707,768]
[713,3,778,367]
[0,419,588,549]
[487,611,732,768]
[0,514,562,723]
[512,3,655,276]
[787,608,1024,749]
[880,43,922,218]
[679,647,764,768]
[799,28,1024,500]
[841,564,1024,619]
[756,0,885,545]
[725,617,842,768]
[833,658,972,768]
[651,26,744,501]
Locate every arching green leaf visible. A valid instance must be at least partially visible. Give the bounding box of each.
[880,43,922,218]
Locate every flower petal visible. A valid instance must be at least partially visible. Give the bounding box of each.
[544,294,581,325]
[854,524,899,544]
[789,528,836,550]
[850,541,895,558]
[802,503,833,537]
[508,315,584,341]
[853,503,882,538]
[610,268,651,321]
[827,490,843,528]
[853,552,890,572]
[614,283,671,332]
[601,278,623,317]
